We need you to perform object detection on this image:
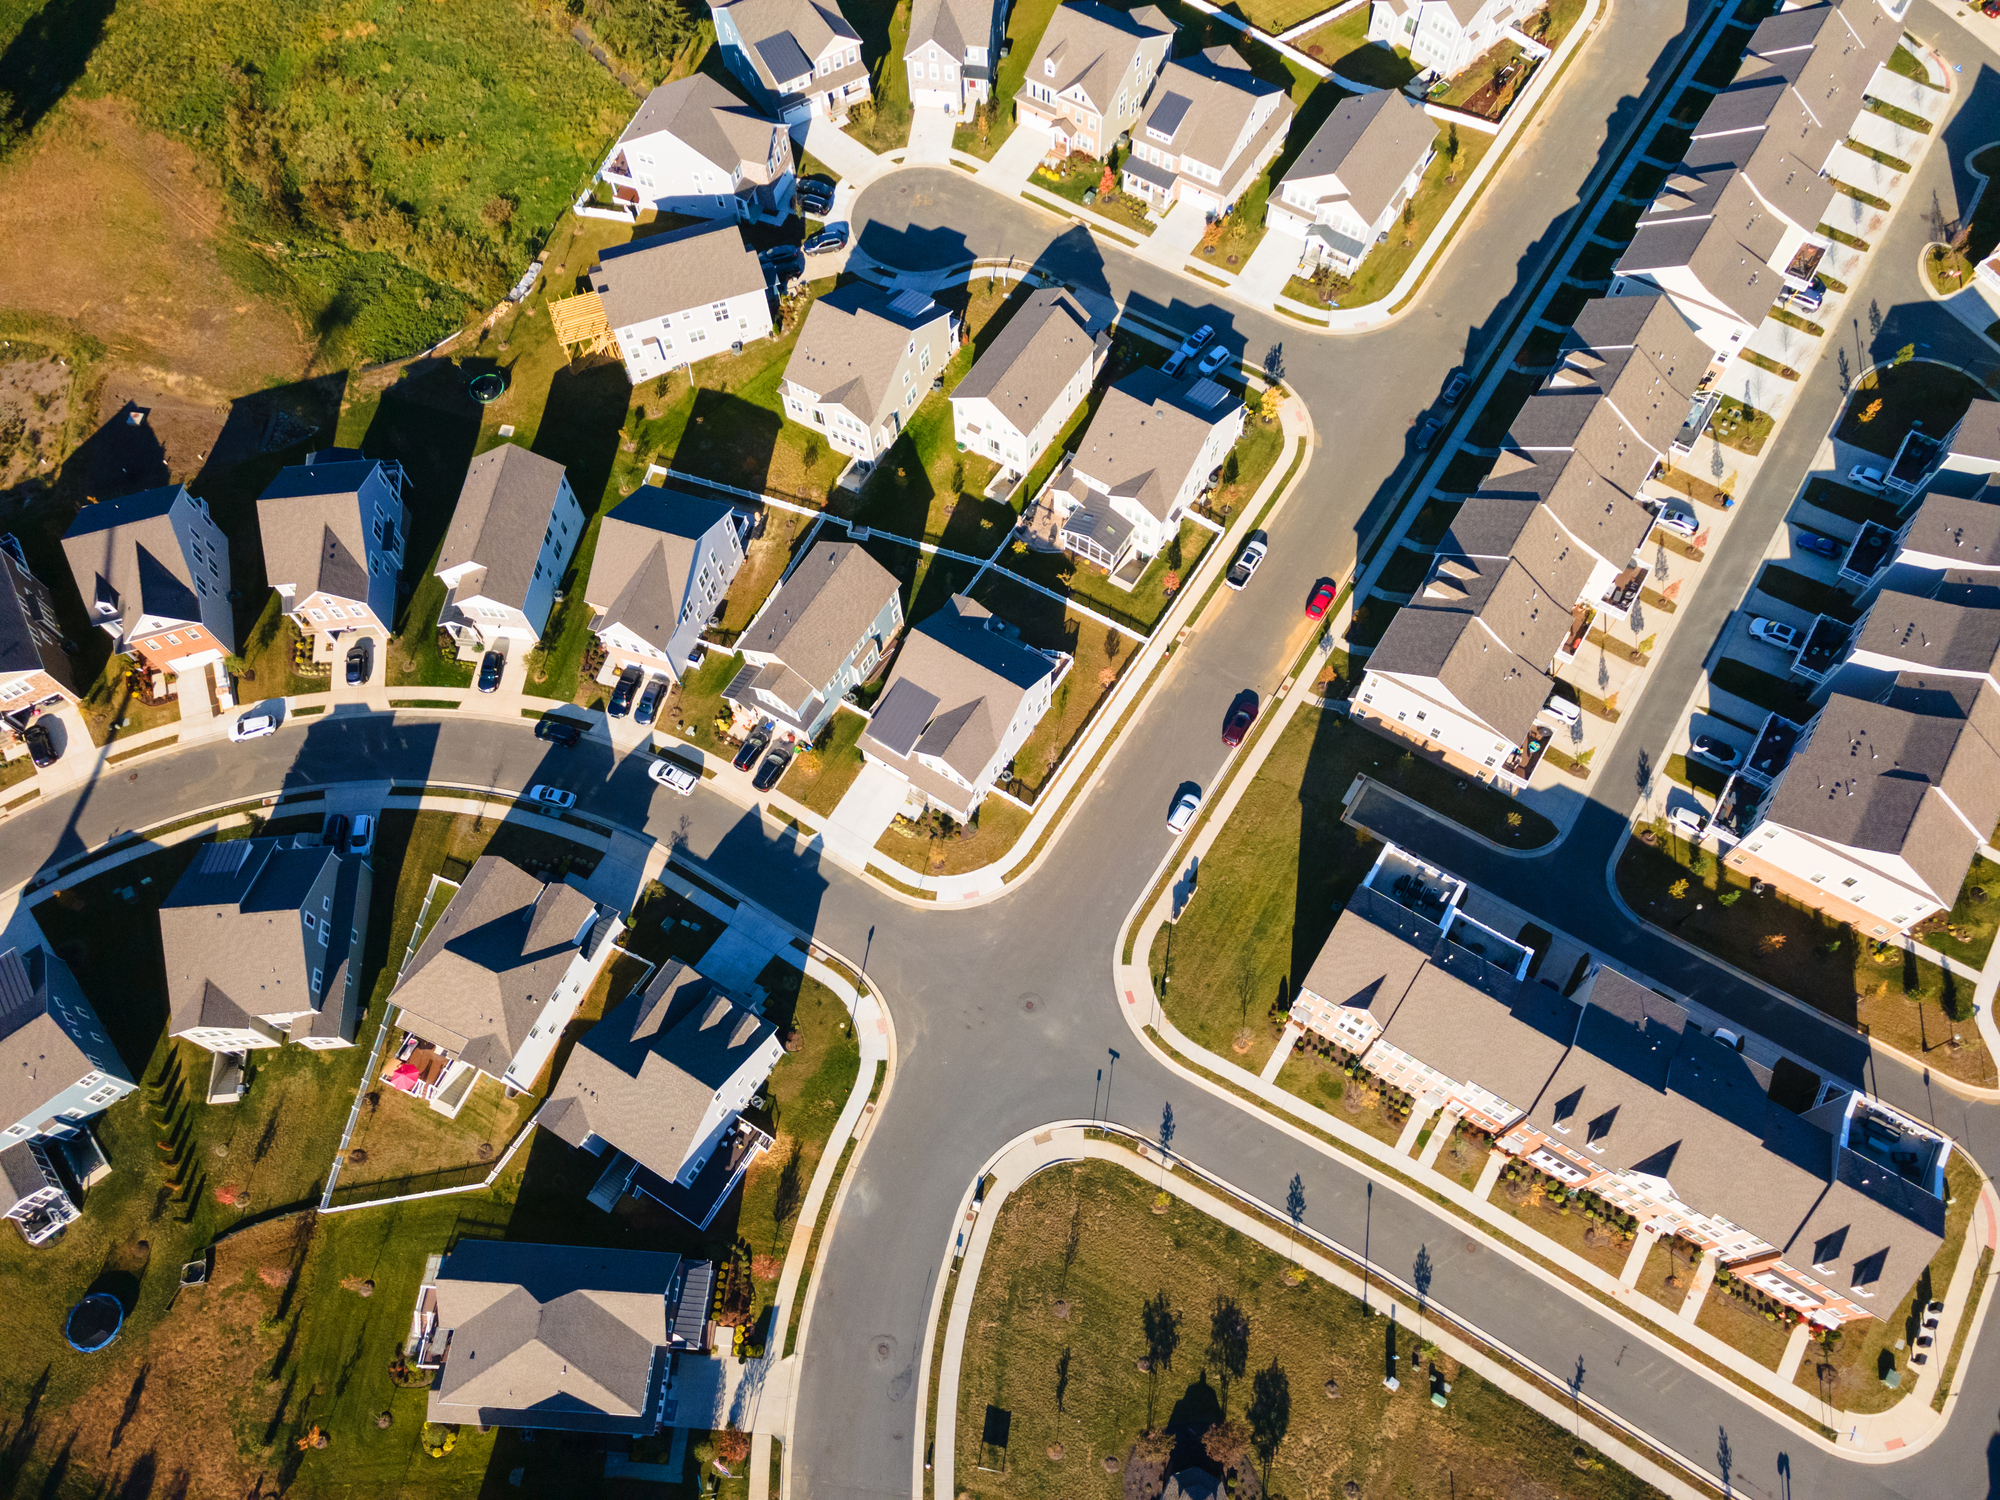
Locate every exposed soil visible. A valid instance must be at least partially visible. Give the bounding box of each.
[0,354,71,492]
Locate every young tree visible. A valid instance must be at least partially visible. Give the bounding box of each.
[1284,1173,1306,1263]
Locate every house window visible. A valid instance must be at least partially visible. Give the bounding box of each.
[312,968,323,992]
[712,301,730,322]
[165,633,181,644]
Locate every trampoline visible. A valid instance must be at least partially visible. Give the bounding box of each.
[65,1293,123,1353]
[467,371,507,404]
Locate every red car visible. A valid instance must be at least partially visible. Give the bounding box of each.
[1222,697,1259,747]
[1306,581,1337,619]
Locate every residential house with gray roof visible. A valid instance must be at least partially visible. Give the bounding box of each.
[0,534,77,720]
[423,1240,702,1433]
[584,486,748,688]
[1265,90,1436,276]
[542,959,784,1225]
[389,856,624,1100]
[905,0,1003,119]
[949,289,1107,482]
[0,942,133,1154]
[257,449,408,660]
[589,222,774,387]
[1015,1,1175,161]
[160,836,366,1054]
[1120,46,1292,219]
[595,72,796,223]
[0,1135,79,1245]
[781,285,959,463]
[858,594,1070,820]
[61,483,233,684]
[1048,366,1244,585]
[435,444,585,655]
[1367,0,1535,79]
[724,540,903,739]
[713,0,869,124]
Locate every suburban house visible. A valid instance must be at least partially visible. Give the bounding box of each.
[595,73,797,223]
[857,594,1070,820]
[723,540,903,740]
[1289,840,1951,1327]
[1119,47,1293,219]
[388,856,625,1105]
[542,959,784,1225]
[0,535,77,718]
[1046,367,1245,585]
[583,485,748,688]
[1014,1,1176,161]
[1876,398,2000,503]
[1366,0,1533,80]
[1264,90,1437,276]
[1848,486,2000,608]
[781,286,960,464]
[159,836,366,1054]
[589,221,774,387]
[435,444,585,656]
[62,483,234,682]
[906,0,1003,118]
[1,1138,80,1246]
[419,1240,711,1433]
[712,0,869,124]
[948,288,1107,482]
[1724,679,2000,938]
[256,449,409,659]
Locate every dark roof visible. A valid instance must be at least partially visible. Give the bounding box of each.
[0,547,73,692]
[584,486,738,651]
[1948,400,2000,464]
[1280,90,1435,227]
[1365,593,1556,749]
[1374,952,1580,1114]
[1898,492,2000,566]
[1853,590,2000,675]
[0,947,98,1132]
[439,445,571,611]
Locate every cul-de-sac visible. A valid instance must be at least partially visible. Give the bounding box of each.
[4,1,2000,1497]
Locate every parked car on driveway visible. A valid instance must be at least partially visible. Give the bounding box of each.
[803,224,848,255]
[1222,695,1259,747]
[1166,788,1201,835]
[733,729,771,771]
[1669,806,1709,842]
[797,176,836,215]
[1795,530,1843,559]
[1848,463,1886,490]
[761,245,805,281]
[635,675,666,726]
[322,813,349,850]
[345,639,370,685]
[478,650,505,693]
[753,745,792,792]
[1541,695,1581,727]
[1305,580,1337,619]
[648,759,699,795]
[526,784,576,810]
[1748,616,1799,649]
[1691,734,1739,766]
[1654,508,1699,539]
[1196,342,1232,377]
[1163,323,1215,378]
[230,712,277,742]
[1225,537,1267,591]
[21,722,57,767]
[608,665,644,717]
[349,813,375,855]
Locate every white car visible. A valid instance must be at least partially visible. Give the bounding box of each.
[229,713,277,742]
[1196,342,1232,378]
[1847,464,1886,490]
[348,813,375,856]
[1668,806,1708,842]
[1167,788,1202,835]
[1748,616,1798,650]
[1654,509,1699,540]
[1541,695,1582,727]
[525,784,576,810]
[648,759,699,796]
[1225,538,1267,591]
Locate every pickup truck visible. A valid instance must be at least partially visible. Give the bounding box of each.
[1225,537,1267,591]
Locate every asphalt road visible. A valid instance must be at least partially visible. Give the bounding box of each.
[12,3,2000,1497]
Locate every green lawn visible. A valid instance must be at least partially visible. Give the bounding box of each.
[780,705,871,816]
[954,0,1063,159]
[1151,708,1556,1064]
[958,1159,1666,1500]
[843,0,916,154]
[1337,130,1492,308]
[1912,856,2000,972]
[969,572,1130,800]
[1000,519,1215,635]
[1295,10,1419,90]
[875,793,1032,875]
[660,648,751,760]
[1033,154,1157,237]
[1712,397,1774,457]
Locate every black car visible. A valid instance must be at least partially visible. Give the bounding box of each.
[1441,370,1470,405]
[22,723,57,768]
[1691,734,1740,767]
[345,639,370,685]
[608,665,644,718]
[322,813,350,850]
[1414,416,1443,449]
[536,714,584,747]
[635,675,666,727]
[733,730,771,772]
[753,745,792,792]
[478,650,505,693]
[761,245,805,281]
[803,224,848,255]
[797,176,836,215]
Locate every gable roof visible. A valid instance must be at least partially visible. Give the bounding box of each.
[160,837,343,1033]
[61,484,200,634]
[1279,89,1435,227]
[1140,47,1286,172]
[1853,590,2000,677]
[0,946,97,1132]
[950,289,1101,437]
[1024,1,1175,113]
[739,539,900,692]
[616,71,777,169]
[257,458,387,603]
[1475,452,1655,567]
[439,445,571,611]
[906,0,989,60]
[1898,491,2000,566]
[1071,366,1241,520]
[0,547,73,691]
[591,222,767,328]
[584,486,738,651]
[1364,594,1555,748]
[720,0,860,88]
[784,283,951,427]
[1371,942,1581,1112]
[542,961,778,1181]
[390,857,609,1079]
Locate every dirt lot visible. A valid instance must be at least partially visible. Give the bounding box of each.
[0,354,71,492]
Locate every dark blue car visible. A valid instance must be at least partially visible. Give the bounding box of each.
[1796,530,1843,559]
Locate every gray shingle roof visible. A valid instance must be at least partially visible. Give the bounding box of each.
[160,837,345,1034]
[1070,366,1241,521]
[1298,902,1432,1014]
[1024,1,1175,115]
[1948,399,2000,464]
[1140,47,1287,174]
[61,484,201,637]
[785,283,952,429]
[592,222,767,328]
[1898,492,2000,565]
[584,486,738,652]
[1365,595,1556,749]
[1374,951,1580,1114]
[906,0,988,61]
[720,0,860,90]
[0,547,73,693]
[950,289,1101,438]
[616,72,779,170]
[0,947,96,1133]
[257,459,384,604]
[439,444,571,612]
[1279,90,1435,228]
[739,540,899,694]
[543,960,777,1183]
[1854,590,2000,676]
[1476,453,1654,568]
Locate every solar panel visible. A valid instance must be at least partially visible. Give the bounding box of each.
[1186,377,1229,410]
[868,680,939,757]
[889,290,937,319]
[195,840,252,875]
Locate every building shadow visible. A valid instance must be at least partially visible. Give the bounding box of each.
[0,0,114,142]
[356,359,489,633]
[1938,63,2000,228]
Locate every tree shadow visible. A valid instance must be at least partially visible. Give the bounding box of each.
[0,0,115,142]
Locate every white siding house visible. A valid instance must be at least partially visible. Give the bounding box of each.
[436,446,585,654]
[590,222,774,387]
[595,73,797,224]
[948,289,1105,480]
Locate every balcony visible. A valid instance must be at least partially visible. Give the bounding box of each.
[1741,713,1801,786]
[1712,772,1766,838]
[1672,390,1721,454]
[1885,425,1944,496]
[1558,603,1594,660]
[1501,724,1552,784]
[1600,565,1647,618]
[1839,521,1897,586]
[1791,615,1851,684]
[1783,241,1826,289]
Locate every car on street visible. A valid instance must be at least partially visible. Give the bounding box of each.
[760,245,805,281]
[797,176,836,215]
[1441,369,1470,405]
[345,639,370,685]
[1848,463,1886,490]
[230,712,277,742]
[1413,416,1442,449]
[1222,695,1258,747]
[1795,530,1843,559]
[322,813,349,850]
[536,714,585,746]
[803,224,848,255]
[608,665,644,717]
[1196,342,1232,378]
[1305,580,1337,619]
[525,784,576,810]
[22,722,57,767]
[1166,788,1201,835]
[733,730,771,772]
[1225,537,1266,591]
[1654,508,1699,539]
[753,745,792,792]
[1541,695,1581,727]
[478,650,505,693]
[1748,616,1799,649]
[348,813,375,855]
[648,758,699,795]
[1691,734,1739,766]
[635,675,667,726]
[1162,323,1215,378]
[1668,805,1708,842]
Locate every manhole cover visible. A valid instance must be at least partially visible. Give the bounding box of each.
[871,1334,899,1365]
[1021,993,1043,1014]
[1463,1237,1479,1253]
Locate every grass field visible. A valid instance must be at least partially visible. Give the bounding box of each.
[953,0,1063,159]
[1913,856,2000,972]
[875,794,1033,876]
[954,1158,1664,1500]
[780,705,871,816]
[844,0,916,153]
